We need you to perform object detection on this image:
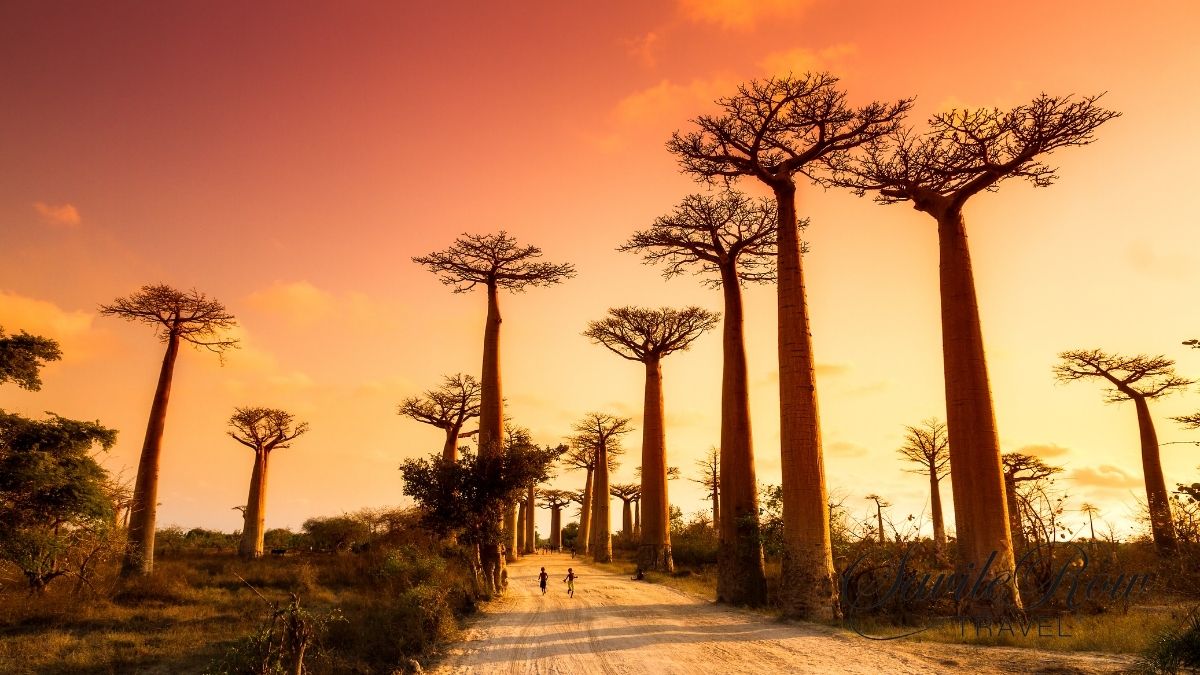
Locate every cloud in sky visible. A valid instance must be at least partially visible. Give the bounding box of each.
[32,201,81,227]
[1069,464,1141,489]
[1019,443,1071,458]
[758,44,856,77]
[677,0,816,30]
[246,281,337,324]
[0,290,99,358]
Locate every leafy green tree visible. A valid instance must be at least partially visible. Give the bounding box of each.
[0,327,61,391]
[0,411,117,592]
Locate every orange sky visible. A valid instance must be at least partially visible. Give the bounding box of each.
[2,0,1199,542]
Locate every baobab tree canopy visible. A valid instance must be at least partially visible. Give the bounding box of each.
[897,418,950,478]
[620,191,779,285]
[583,306,719,361]
[1054,349,1194,401]
[228,407,309,452]
[0,327,62,391]
[99,284,239,354]
[667,72,913,187]
[847,94,1120,215]
[398,373,482,460]
[411,231,576,293]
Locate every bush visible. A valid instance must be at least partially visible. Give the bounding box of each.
[1138,610,1200,674]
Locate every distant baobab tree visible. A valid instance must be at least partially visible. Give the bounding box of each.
[865,494,890,544]
[414,232,574,589]
[228,407,309,559]
[569,413,631,563]
[398,373,481,461]
[539,489,573,551]
[1054,349,1193,553]
[610,483,641,538]
[562,436,608,555]
[0,327,61,391]
[585,306,718,571]
[623,190,777,604]
[670,73,911,619]
[523,483,536,555]
[842,94,1120,608]
[1000,453,1061,550]
[516,496,528,554]
[897,418,950,552]
[99,284,238,576]
[691,447,720,532]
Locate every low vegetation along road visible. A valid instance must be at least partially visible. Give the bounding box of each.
[433,553,1134,675]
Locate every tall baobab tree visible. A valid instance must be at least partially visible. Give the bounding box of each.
[398,373,481,461]
[539,489,573,551]
[865,494,890,543]
[414,232,574,587]
[523,483,536,555]
[569,413,631,563]
[585,306,718,571]
[622,190,776,603]
[691,447,721,532]
[100,285,238,576]
[562,445,597,554]
[842,95,1119,607]
[669,73,911,619]
[516,498,528,553]
[610,483,641,539]
[228,407,309,559]
[0,327,61,391]
[1000,453,1062,549]
[1054,349,1193,553]
[897,418,950,552]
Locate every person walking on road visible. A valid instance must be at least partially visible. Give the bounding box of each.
[538,567,549,595]
[563,568,578,598]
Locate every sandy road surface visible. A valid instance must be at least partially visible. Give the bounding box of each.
[433,553,1135,675]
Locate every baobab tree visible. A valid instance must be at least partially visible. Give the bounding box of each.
[585,306,718,571]
[398,373,481,461]
[669,73,911,618]
[897,418,950,552]
[414,232,574,587]
[523,483,536,555]
[0,327,61,391]
[865,494,890,543]
[1054,349,1193,553]
[99,285,238,576]
[568,413,631,563]
[691,447,720,531]
[516,497,528,554]
[842,95,1119,607]
[622,190,777,603]
[228,407,309,559]
[610,483,641,539]
[539,489,573,551]
[1000,453,1062,550]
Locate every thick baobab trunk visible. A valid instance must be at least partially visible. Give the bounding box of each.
[443,421,462,462]
[773,183,837,618]
[479,282,506,589]
[937,209,1020,610]
[578,467,594,554]
[930,467,946,551]
[550,506,562,551]
[592,442,612,563]
[716,265,766,605]
[239,449,269,558]
[122,330,180,577]
[1133,394,1178,553]
[1003,473,1024,550]
[713,485,720,535]
[524,485,536,554]
[505,503,519,562]
[622,499,633,537]
[516,501,528,554]
[638,357,673,572]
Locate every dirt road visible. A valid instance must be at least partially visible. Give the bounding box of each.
[433,553,1135,674]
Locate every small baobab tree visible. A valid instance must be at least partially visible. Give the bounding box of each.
[413,232,574,587]
[610,483,641,539]
[585,306,718,571]
[100,284,238,576]
[568,413,631,563]
[539,489,573,551]
[622,190,777,604]
[691,447,720,533]
[398,373,481,461]
[228,407,309,559]
[0,327,61,391]
[897,418,950,552]
[1054,349,1193,553]
[669,73,912,619]
[842,95,1120,608]
[1000,453,1062,550]
[865,494,890,544]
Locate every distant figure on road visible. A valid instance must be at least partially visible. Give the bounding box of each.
[570,547,576,558]
[538,567,549,595]
[631,567,644,581]
[563,568,578,598]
